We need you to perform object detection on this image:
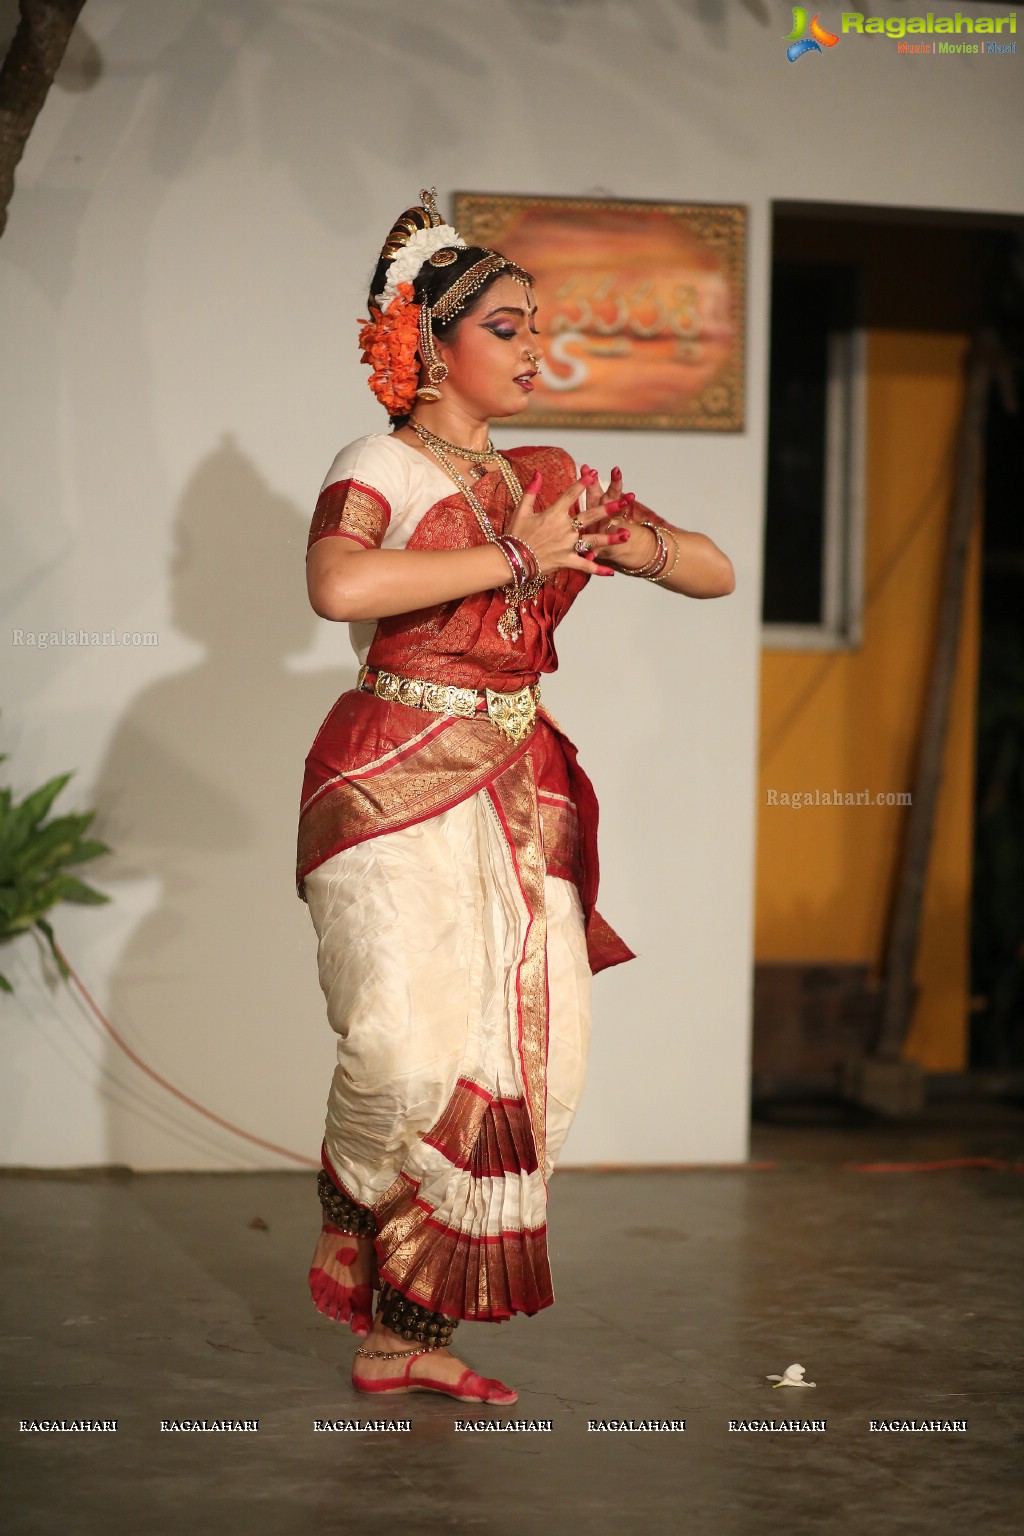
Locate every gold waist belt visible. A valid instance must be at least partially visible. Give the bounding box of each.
[357,663,541,746]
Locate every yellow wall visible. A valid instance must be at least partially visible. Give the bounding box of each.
[755,329,981,1071]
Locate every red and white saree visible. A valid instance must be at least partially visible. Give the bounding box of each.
[296,432,666,1323]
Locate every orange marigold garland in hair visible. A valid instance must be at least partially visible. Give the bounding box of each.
[357,280,421,418]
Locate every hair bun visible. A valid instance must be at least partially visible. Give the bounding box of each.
[380,205,436,264]
[378,187,443,264]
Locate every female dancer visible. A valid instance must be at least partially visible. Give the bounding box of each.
[298,190,734,1405]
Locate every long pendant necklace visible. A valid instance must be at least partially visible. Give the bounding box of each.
[409,420,548,640]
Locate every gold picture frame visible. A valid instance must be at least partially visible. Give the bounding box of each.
[452,191,746,432]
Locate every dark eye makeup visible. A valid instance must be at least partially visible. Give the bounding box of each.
[487,323,541,340]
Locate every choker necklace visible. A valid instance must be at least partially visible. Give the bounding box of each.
[409,420,500,465]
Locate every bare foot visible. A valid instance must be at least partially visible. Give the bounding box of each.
[352,1314,518,1404]
[308,1221,378,1336]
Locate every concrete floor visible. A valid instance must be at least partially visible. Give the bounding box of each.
[3,1096,1023,1536]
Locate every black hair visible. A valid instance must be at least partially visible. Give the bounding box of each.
[365,243,523,430]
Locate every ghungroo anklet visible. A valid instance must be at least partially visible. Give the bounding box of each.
[353,1343,443,1359]
[375,1280,458,1349]
[316,1169,377,1238]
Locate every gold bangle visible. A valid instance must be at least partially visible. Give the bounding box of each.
[617,521,661,576]
[651,524,680,583]
[621,521,668,579]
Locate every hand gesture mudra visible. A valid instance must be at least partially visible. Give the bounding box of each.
[576,463,664,572]
[504,466,636,578]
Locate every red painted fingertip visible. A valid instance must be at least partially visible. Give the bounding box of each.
[612,466,621,480]
[527,470,542,492]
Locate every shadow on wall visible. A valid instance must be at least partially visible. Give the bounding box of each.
[2,0,774,1170]
[13,0,775,278]
[89,435,351,1168]
[503,0,773,46]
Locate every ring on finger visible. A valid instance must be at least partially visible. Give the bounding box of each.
[574,538,593,554]
[570,516,584,531]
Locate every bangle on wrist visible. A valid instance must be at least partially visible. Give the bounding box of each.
[652,524,680,584]
[502,534,541,582]
[620,521,668,579]
[495,538,527,587]
[494,534,541,594]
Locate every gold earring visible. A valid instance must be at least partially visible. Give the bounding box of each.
[415,362,447,402]
[416,302,448,401]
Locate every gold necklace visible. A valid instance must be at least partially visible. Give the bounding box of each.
[409,421,533,532]
[409,419,498,464]
[408,424,548,641]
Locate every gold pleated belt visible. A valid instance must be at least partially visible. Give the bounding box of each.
[356,663,541,745]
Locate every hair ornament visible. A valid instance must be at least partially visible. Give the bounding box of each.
[357,280,421,417]
[373,188,466,313]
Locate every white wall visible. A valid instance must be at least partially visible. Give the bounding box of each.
[1,1,1021,1170]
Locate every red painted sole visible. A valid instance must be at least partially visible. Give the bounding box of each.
[353,1364,518,1405]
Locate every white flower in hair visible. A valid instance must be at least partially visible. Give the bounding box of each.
[375,224,467,312]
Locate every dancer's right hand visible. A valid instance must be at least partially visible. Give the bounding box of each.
[504,469,634,577]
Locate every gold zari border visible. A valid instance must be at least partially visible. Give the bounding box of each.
[307,479,390,550]
[485,754,550,1185]
[296,711,534,894]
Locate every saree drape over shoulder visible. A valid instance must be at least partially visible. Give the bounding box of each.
[296,433,667,1323]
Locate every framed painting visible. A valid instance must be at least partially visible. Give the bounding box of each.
[452,191,746,431]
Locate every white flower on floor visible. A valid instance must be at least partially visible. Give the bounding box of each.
[766,1363,817,1387]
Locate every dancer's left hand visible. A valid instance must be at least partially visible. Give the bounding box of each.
[577,464,658,571]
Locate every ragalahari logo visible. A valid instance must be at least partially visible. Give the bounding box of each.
[786,9,840,60]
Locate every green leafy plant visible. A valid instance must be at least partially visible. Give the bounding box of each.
[0,754,112,993]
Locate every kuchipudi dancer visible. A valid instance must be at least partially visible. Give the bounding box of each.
[298,188,734,1404]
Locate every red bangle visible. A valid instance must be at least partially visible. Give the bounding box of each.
[500,534,540,583]
[495,536,530,587]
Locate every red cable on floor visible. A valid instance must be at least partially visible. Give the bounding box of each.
[54,939,319,1169]
[45,942,1024,1177]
